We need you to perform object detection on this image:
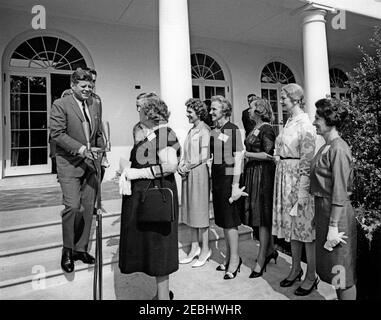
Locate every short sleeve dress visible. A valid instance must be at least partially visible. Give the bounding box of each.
[119,126,181,277]
[242,124,276,228]
[210,121,244,228]
[180,121,211,228]
[310,137,357,288]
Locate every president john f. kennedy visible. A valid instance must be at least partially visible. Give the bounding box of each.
[50,69,105,273]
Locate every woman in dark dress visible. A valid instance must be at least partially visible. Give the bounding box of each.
[311,98,357,300]
[209,95,247,280]
[118,96,181,300]
[242,99,277,278]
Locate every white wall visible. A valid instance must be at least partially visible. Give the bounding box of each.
[0,7,359,181]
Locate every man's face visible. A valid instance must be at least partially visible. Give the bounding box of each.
[71,80,93,101]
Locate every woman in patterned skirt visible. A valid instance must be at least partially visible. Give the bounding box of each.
[311,98,357,300]
[271,83,318,296]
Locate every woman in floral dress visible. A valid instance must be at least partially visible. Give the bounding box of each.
[271,83,318,296]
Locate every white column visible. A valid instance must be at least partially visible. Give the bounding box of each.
[302,9,331,120]
[159,0,192,144]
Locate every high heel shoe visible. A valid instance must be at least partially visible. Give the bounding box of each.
[279,269,304,287]
[249,262,267,278]
[223,257,242,280]
[294,277,319,296]
[179,247,201,264]
[216,262,229,271]
[192,249,212,268]
[265,250,278,265]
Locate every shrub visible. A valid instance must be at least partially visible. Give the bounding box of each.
[341,26,381,239]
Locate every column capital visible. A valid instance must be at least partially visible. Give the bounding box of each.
[302,8,328,25]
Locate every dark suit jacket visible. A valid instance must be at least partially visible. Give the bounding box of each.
[50,94,105,168]
[242,107,256,138]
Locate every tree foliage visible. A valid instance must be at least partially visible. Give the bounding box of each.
[341,26,381,213]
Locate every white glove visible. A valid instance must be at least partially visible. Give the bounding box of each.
[119,170,131,195]
[229,183,248,203]
[289,202,298,217]
[123,167,154,180]
[324,226,348,251]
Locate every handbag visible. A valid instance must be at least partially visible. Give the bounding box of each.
[137,165,175,223]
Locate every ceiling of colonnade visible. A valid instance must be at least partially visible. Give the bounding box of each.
[0,0,379,60]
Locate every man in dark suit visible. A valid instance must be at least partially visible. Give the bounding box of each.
[242,94,259,137]
[50,69,105,273]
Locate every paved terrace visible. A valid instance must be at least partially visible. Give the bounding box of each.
[0,180,336,300]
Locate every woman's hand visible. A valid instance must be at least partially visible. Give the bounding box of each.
[324,226,348,251]
[229,183,248,203]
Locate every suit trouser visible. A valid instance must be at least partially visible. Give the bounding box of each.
[56,155,98,252]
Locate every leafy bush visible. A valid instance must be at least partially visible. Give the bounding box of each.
[341,26,381,238]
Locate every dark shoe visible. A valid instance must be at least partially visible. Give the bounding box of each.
[61,248,74,273]
[73,251,95,264]
[249,262,267,278]
[169,290,174,300]
[216,262,229,271]
[223,258,242,280]
[280,269,303,287]
[265,250,279,265]
[294,277,319,296]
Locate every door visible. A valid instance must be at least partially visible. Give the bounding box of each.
[4,73,51,176]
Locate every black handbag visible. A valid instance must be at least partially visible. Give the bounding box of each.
[137,165,175,223]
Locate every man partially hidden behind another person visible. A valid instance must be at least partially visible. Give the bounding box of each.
[242,94,259,138]
[50,69,105,273]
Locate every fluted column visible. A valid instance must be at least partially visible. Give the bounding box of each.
[159,0,192,144]
[302,8,331,120]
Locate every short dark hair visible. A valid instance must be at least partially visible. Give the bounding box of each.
[71,69,93,84]
[247,94,259,104]
[315,98,349,130]
[185,98,208,122]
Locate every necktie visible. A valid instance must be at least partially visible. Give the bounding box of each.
[82,101,92,132]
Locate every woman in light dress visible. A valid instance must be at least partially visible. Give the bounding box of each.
[178,98,212,267]
[271,83,318,296]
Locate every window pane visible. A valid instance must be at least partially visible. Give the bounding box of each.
[11,112,29,129]
[11,76,28,93]
[29,77,46,93]
[31,148,47,165]
[31,130,47,147]
[269,90,277,101]
[30,112,47,129]
[30,94,47,111]
[261,89,268,99]
[215,87,225,97]
[205,86,215,100]
[11,130,29,148]
[11,94,28,111]
[11,148,29,166]
[192,86,200,98]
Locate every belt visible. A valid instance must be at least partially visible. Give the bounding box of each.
[280,156,300,160]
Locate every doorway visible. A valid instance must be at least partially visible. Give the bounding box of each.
[49,73,71,173]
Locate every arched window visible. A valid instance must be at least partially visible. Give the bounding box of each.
[330,68,350,100]
[260,61,296,133]
[3,34,92,177]
[10,36,88,70]
[261,61,296,84]
[191,53,230,107]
